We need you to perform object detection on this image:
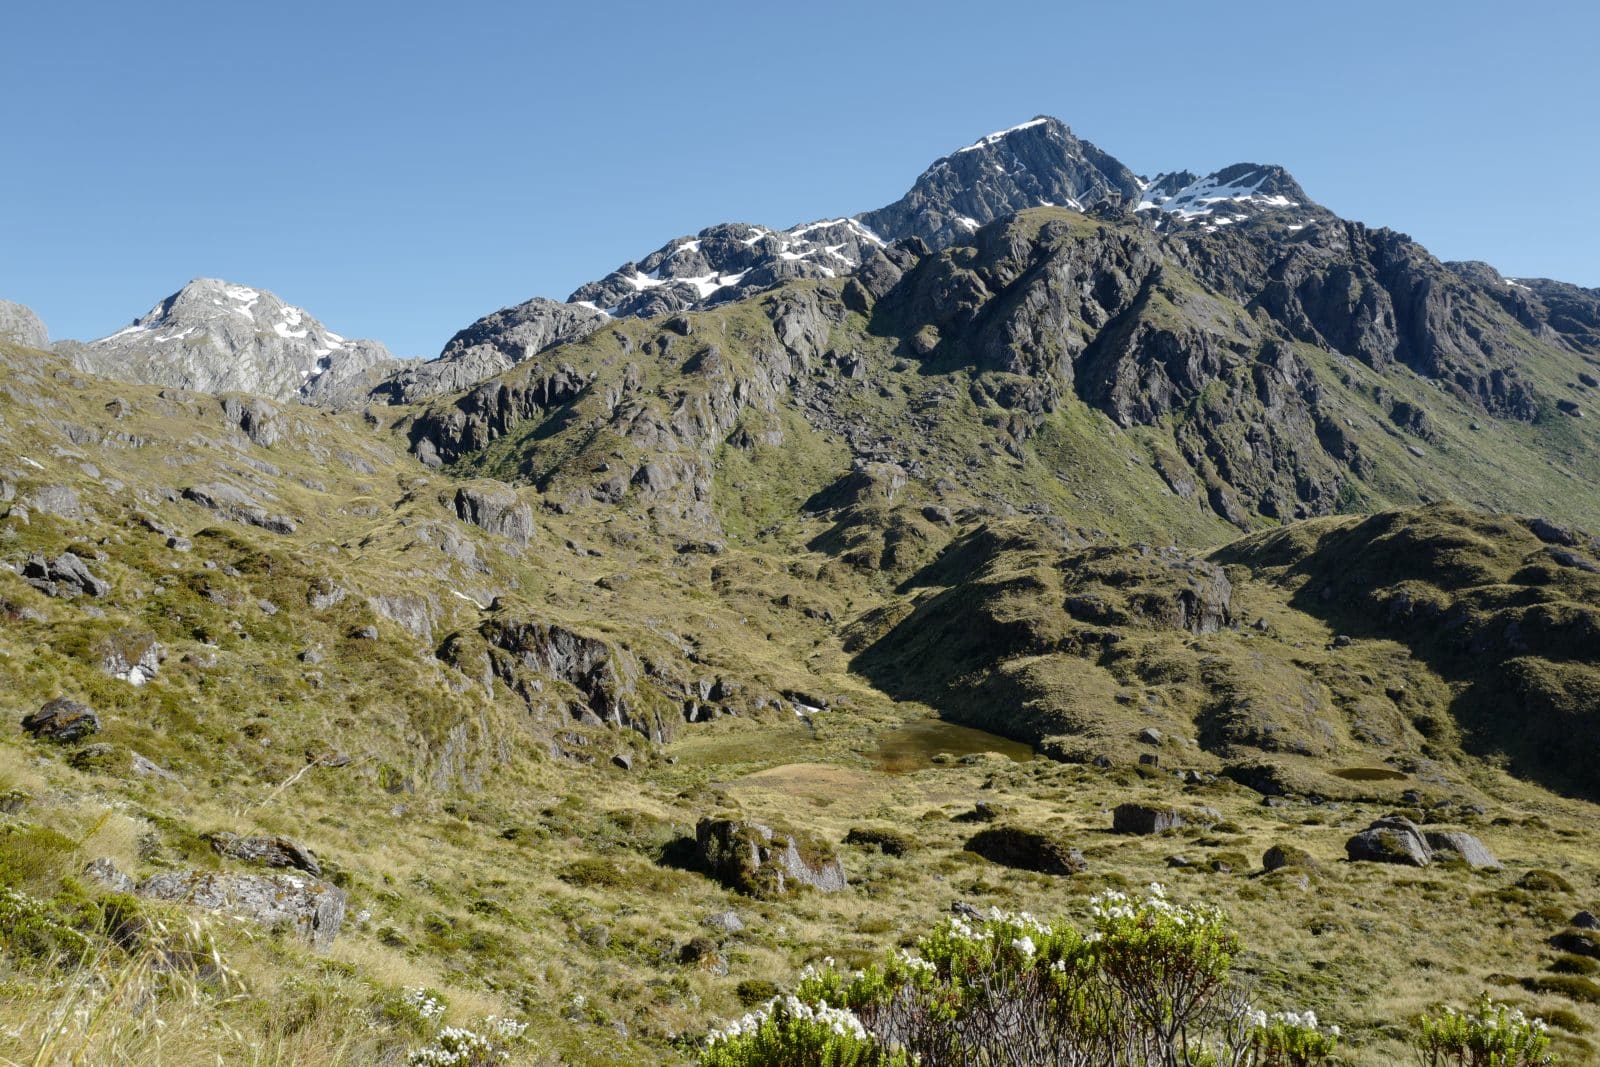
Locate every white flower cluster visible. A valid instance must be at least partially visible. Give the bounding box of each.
[1088,883,1217,929]
[942,907,1050,943]
[407,1026,509,1066]
[895,948,936,973]
[484,1016,528,1040]
[1248,1008,1340,1037]
[403,987,447,1023]
[705,995,870,1047]
[1443,1002,1549,1034]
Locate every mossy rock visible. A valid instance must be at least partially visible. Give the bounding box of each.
[1524,974,1600,1003]
[1551,954,1600,976]
[844,826,915,857]
[1262,844,1318,871]
[1552,928,1600,960]
[965,825,1086,876]
[1518,869,1576,894]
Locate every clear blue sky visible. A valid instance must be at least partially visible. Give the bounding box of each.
[4,0,1596,358]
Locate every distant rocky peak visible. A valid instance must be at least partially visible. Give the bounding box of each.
[69,278,397,404]
[856,116,1145,247]
[1136,163,1314,229]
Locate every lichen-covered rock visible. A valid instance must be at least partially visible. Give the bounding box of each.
[22,698,100,742]
[965,825,1086,875]
[1423,831,1500,870]
[136,870,345,949]
[94,630,163,685]
[23,485,83,521]
[207,832,322,876]
[1346,815,1432,867]
[694,817,846,898]
[82,857,135,895]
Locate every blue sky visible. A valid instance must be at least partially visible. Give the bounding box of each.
[4,0,1596,358]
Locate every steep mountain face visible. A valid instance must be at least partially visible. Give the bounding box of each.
[58,278,401,403]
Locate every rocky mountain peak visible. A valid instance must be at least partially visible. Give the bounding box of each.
[856,116,1145,247]
[0,298,49,349]
[1136,162,1317,230]
[60,278,399,403]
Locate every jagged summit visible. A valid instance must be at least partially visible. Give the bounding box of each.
[1135,163,1318,229]
[856,115,1145,246]
[60,278,399,404]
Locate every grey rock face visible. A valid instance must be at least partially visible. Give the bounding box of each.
[22,698,100,742]
[23,485,83,520]
[694,816,847,897]
[136,870,346,948]
[454,485,534,545]
[64,279,396,404]
[22,552,108,598]
[0,299,48,349]
[207,831,322,876]
[1134,163,1317,231]
[1345,816,1433,867]
[83,857,136,895]
[1423,830,1500,870]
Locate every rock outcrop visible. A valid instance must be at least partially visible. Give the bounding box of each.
[0,299,48,349]
[1345,816,1433,867]
[136,870,346,949]
[21,552,108,598]
[695,816,847,898]
[965,825,1087,875]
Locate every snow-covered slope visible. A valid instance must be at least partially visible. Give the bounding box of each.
[1135,163,1319,230]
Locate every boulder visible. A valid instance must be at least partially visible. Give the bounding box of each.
[454,485,534,546]
[206,831,322,876]
[965,826,1087,875]
[1573,911,1600,931]
[1113,803,1187,834]
[136,870,345,949]
[1424,830,1500,870]
[21,552,108,598]
[1262,844,1318,871]
[21,698,100,742]
[702,910,745,934]
[1345,815,1432,867]
[94,630,163,685]
[694,817,846,898]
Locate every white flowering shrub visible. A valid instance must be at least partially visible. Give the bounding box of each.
[1413,995,1552,1066]
[1242,1009,1341,1066]
[701,994,911,1067]
[407,1025,507,1066]
[698,887,1344,1067]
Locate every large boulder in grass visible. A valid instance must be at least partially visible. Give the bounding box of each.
[1345,815,1432,867]
[22,698,100,743]
[21,552,108,598]
[694,817,846,898]
[1113,803,1189,834]
[1424,830,1500,870]
[965,825,1087,875]
[136,870,345,949]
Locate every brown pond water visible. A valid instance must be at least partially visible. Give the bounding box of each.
[873,719,1035,774]
[1330,767,1409,782]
